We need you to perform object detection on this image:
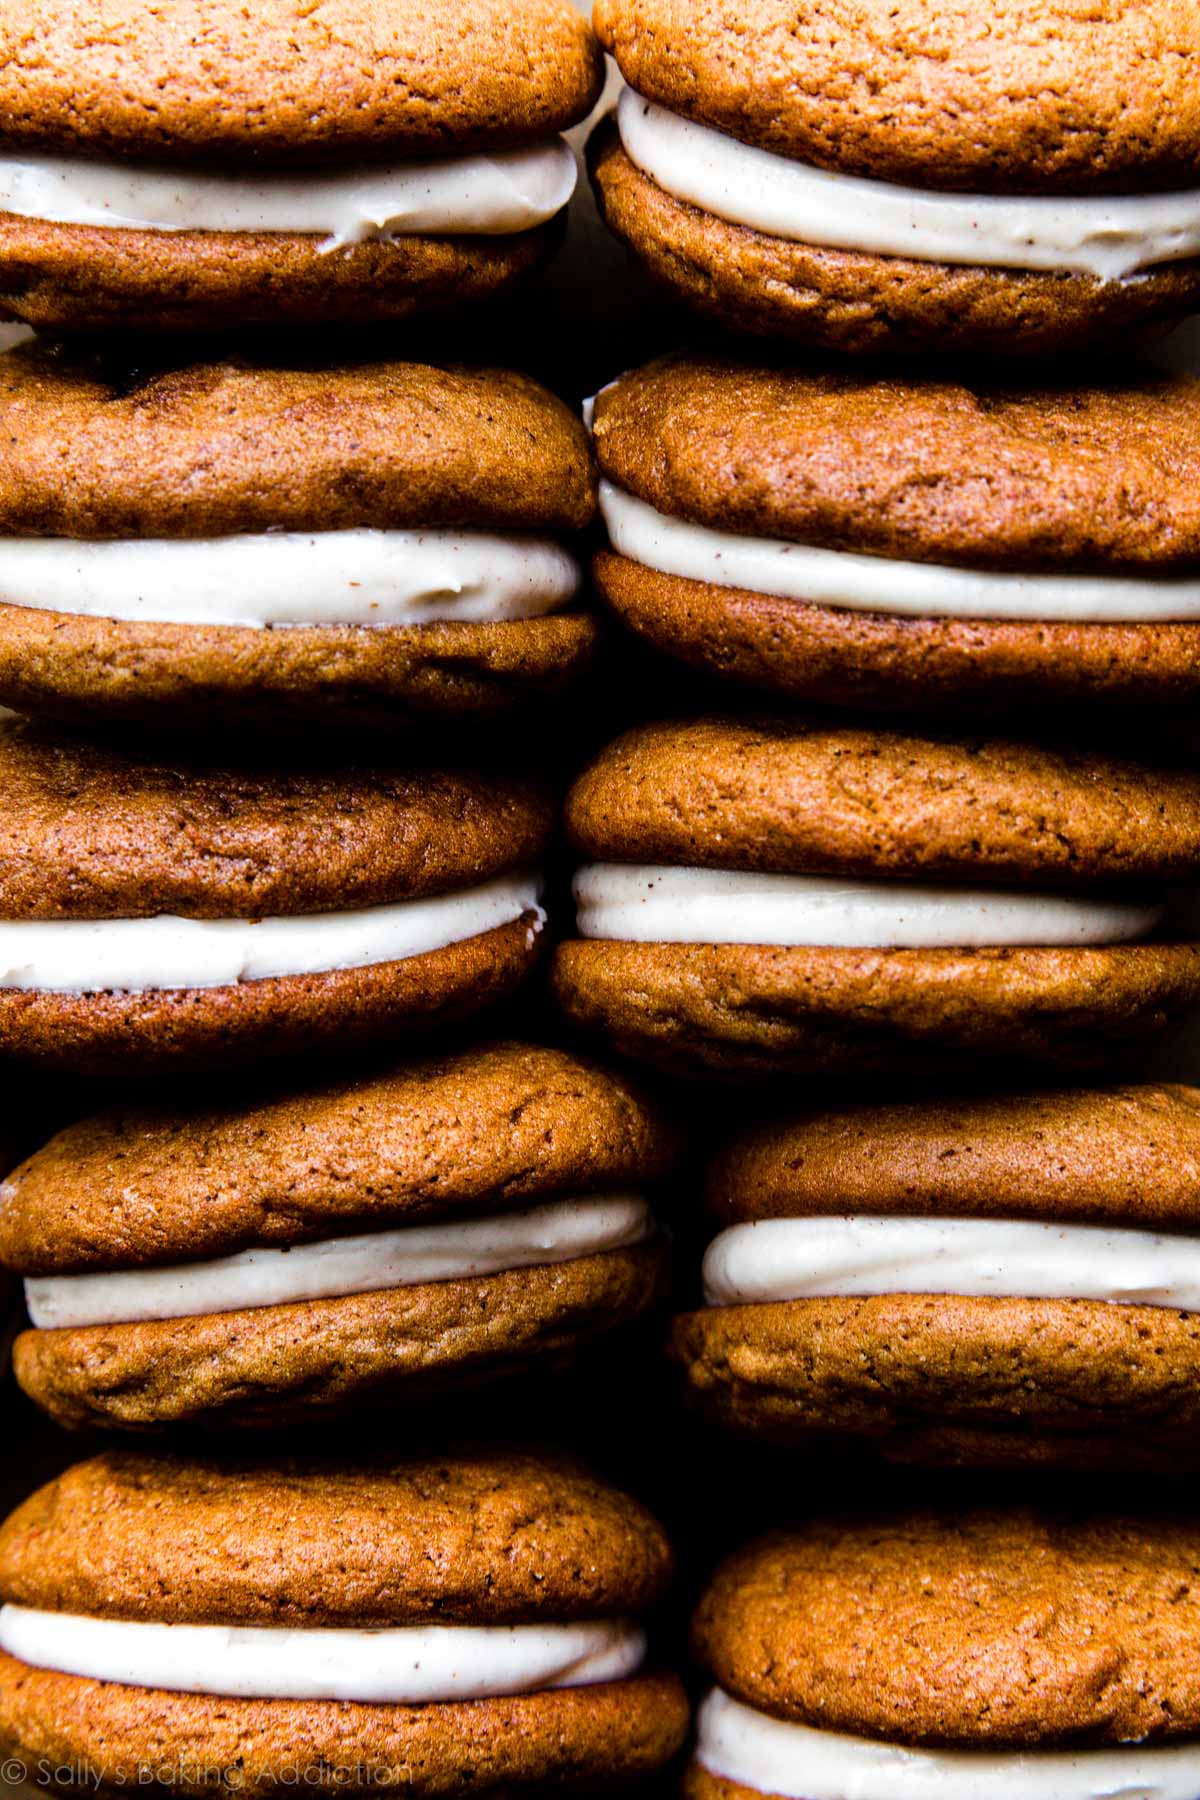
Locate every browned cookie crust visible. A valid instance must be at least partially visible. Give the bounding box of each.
[0,214,561,333]
[596,553,1200,715]
[0,1,601,162]
[14,1244,666,1431]
[594,0,1200,193]
[590,129,1200,357]
[1,1041,675,1274]
[671,1294,1200,1472]
[0,722,550,920]
[0,350,595,538]
[0,1448,673,1624]
[708,1083,1200,1229]
[552,940,1200,1080]
[0,1659,688,1800]
[0,916,540,1078]
[692,1510,1200,1746]
[566,719,1200,887]
[0,608,600,733]
[592,354,1200,572]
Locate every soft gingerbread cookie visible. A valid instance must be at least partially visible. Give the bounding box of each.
[0,346,597,732]
[693,1511,1200,1744]
[1,1042,675,1430]
[0,1449,688,1798]
[0,0,602,330]
[0,721,552,1076]
[594,0,1200,192]
[674,1082,1200,1470]
[555,718,1200,1080]
[589,3,1200,355]
[590,353,1200,713]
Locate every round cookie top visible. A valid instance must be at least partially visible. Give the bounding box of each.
[595,0,1200,195]
[693,1510,1200,1746]
[0,347,595,539]
[0,1449,672,1627]
[0,0,601,163]
[0,719,551,922]
[0,1041,678,1276]
[594,353,1200,574]
[567,719,1200,888]
[709,1084,1200,1231]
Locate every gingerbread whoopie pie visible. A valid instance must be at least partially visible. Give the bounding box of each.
[1,1041,676,1431]
[0,1449,689,1798]
[687,1510,1200,1800]
[674,1083,1200,1470]
[0,345,597,733]
[0,0,601,332]
[591,352,1200,716]
[591,0,1200,358]
[0,716,551,1077]
[553,718,1200,1081]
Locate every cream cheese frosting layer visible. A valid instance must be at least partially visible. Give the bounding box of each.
[695,1689,1200,1800]
[572,865,1163,950]
[599,481,1200,625]
[0,139,576,247]
[0,530,580,629]
[0,873,543,995]
[617,90,1200,281]
[25,1194,653,1329]
[703,1215,1200,1313]
[0,1606,645,1704]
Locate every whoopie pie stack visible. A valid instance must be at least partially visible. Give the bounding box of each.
[0,4,696,1797]
[3,0,1200,1796]
[574,2,1200,1792]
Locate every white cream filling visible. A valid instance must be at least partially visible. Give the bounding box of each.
[599,481,1200,625]
[0,1606,644,1704]
[617,90,1200,280]
[0,530,580,630]
[0,139,576,247]
[25,1193,652,1329]
[0,872,542,995]
[696,1689,1200,1800]
[573,865,1163,950]
[703,1215,1200,1312]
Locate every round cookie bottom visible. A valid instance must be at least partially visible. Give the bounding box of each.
[589,127,1200,357]
[552,940,1200,1081]
[0,606,599,733]
[671,1294,1200,1471]
[14,1243,666,1431]
[0,1656,689,1799]
[0,915,541,1077]
[594,551,1200,716]
[0,213,557,331]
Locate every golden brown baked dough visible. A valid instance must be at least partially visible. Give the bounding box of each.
[1,1041,676,1273]
[0,0,601,161]
[693,1510,1200,1744]
[595,0,1200,193]
[0,1448,674,1625]
[566,719,1200,886]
